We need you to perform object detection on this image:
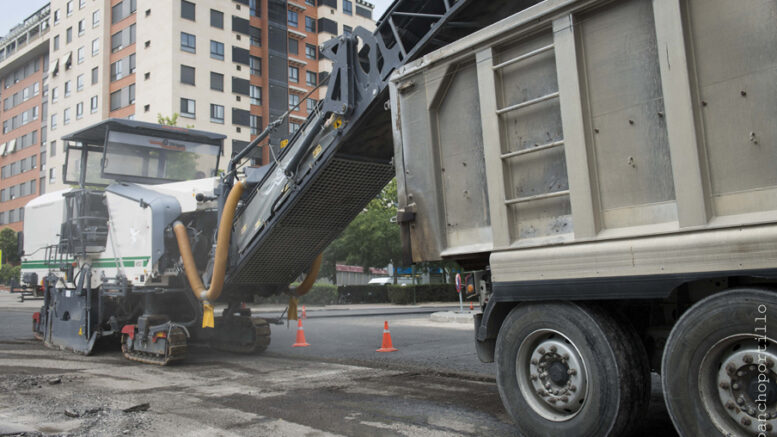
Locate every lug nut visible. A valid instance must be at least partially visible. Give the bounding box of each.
[531,359,538,365]
[720,382,730,389]
[744,355,753,364]
[545,383,551,389]
[742,417,752,427]
[732,383,740,390]
[570,385,577,392]
[530,374,538,381]
[560,396,569,402]
[766,423,773,431]
[726,401,735,410]
[737,397,746,406]
[727,363,737,374]
[548,398,557,404]
[568,369,577,376]
[748,407,756,416]
[549,345,557,353]
[538,348,546,355]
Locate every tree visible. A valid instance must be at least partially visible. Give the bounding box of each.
[320,179,401,282]
[157,113,180,126]
[0,227,19,265]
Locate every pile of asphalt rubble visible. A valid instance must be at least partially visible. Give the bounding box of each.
[1,374,151,436]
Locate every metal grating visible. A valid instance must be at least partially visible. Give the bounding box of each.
[230,157,395,285]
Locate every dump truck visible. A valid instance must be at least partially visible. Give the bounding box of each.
[389,0,777,435]
[19,0,776,434]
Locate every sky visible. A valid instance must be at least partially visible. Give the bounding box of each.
[0,0,395,38]
[0,0,49,39]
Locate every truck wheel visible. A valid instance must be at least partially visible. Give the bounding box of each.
[662,288,777,436]
[495,302,650,436]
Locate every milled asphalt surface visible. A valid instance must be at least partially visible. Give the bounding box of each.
[0,291,678,436]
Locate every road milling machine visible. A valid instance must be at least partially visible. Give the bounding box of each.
[20,0,523,364]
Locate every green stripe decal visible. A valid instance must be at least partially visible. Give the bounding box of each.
[22,256,150,270]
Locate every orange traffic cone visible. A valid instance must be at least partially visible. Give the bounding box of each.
[469,301,474,311]
[302,305,307,319]
[292,319,310,347]
[376,321,398,352]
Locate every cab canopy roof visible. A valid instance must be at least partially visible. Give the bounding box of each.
[62,118,226,147]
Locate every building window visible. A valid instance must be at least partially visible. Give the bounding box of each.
[180,98,195,118]
[181,0,195,21]
[66,27,73,43]
[51,87,59,102]
[343,0,352,15]
[110,59,123,81]
[64,81,72,97]
[180,32,196,53]
[306,71,316,86]
[50,140,57,157]
[78,19,85,35]
[210,104,224,123]
[92,38,99,56]
[53,35,60,51]
[290,122,300,134]
[250,0,260,17]
[288,38,298,55]
[305,16,315,32]
[91,66,99,84]
[250,56,261,76]
[250,27,261,47]
[76,102,83,119]
[287,10,298,27]
[77,74,84,91]
[90,95,98,113]
[63,108,71,125]
[79,0,86,8]
[306,98,316,113]
[288,93,300,110]
[343,25,352,35]
[210,72,224,91]
[77,46,85,64]
[250,114,259,135]
[54,9,61,24]
[210,40,224,60]
[288,66,298,82]
[49,168,55,184]
[92,10,100,27]
[305,44,316,59]
[67,1,74,16]
[210,9,223,28]
[250,85,261,106]
[180,65,195,85]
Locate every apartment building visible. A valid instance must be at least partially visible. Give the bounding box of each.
[0,5,50,231]
[0,0,374,230]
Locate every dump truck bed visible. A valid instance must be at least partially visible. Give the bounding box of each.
[390,0,777,294]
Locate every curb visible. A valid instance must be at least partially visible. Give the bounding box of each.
[430,311,476,324]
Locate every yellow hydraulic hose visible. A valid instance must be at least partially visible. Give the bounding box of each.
[287,254,323,321]
[173,180,246,328]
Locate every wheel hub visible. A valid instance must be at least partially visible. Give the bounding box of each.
[702,335,777,436]
[517,330,588,421]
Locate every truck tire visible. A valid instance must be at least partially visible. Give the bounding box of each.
[662,288,777,436]
[495,302,650,436]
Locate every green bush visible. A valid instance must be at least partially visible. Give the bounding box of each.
[337,285,389,304]
[256,283,338,306]
[387,284,459,304]
[0,264,21,286]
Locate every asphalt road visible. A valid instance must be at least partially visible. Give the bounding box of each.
[0,293,678,436]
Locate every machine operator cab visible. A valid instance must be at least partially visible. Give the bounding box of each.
[49,119,225,260]
[62,118,224,188]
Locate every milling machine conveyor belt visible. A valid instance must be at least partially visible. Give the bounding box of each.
[224,0,543,291]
